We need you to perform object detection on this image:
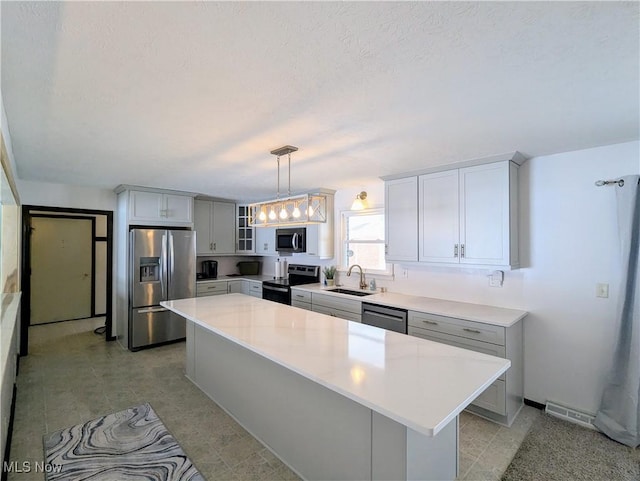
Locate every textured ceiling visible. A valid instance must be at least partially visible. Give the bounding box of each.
[1,1,638,201]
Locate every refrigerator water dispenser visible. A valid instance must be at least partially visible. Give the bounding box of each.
[139,257,159,282]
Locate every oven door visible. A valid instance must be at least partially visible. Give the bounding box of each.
[262,284,291,305]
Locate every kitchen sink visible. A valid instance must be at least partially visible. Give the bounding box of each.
[327,288,374,297]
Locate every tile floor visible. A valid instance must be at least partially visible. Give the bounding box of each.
[7,318,540,481]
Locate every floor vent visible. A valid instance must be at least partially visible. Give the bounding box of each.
[545,401,597,430]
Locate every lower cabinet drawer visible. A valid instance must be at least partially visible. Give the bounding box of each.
[292,299,312,310]
[312,305,362,323]
[248,282,262,298]
[196,282,228,296]
[408,326,507,381]
[408,311,505,346]
[472,379,507,415]
[196,290,227,297]
[291,290,312,303]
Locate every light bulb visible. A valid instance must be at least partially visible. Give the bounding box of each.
[279,207,288,219]
[258,210,267,221]
[268,208,276,220]
[308,205,314,217]
[292,206,301,218]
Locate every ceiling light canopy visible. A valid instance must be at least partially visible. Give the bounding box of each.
[249,145,329,227]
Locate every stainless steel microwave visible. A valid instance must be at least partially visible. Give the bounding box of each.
[275,227,306,253]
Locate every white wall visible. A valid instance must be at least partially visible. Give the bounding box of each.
[18,179,116,211]
[333,141,639,415]
[0,93,20,469]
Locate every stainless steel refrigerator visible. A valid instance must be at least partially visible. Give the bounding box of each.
[129,228,196,350]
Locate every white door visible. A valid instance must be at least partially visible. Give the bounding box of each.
[419,170,460,263]
[30,217,92,324]
[194,200,213,255]
[129,191,164,222]
[459,162,510,265]
[212,202,236,254]
[255,227,277,255]
[385,177,418,262]
[165,194,193,223]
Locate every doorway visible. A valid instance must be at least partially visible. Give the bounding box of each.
[30,216,93,324]
[21,205,114,355]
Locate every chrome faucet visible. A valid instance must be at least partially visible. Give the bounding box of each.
[347,264,367,290]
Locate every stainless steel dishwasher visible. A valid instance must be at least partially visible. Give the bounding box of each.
[361,302,408,334]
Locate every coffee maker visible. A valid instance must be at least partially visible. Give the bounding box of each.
[200,260,218,279]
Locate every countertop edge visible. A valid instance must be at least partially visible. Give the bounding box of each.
[162,295,511,437]
[292,285,528,327]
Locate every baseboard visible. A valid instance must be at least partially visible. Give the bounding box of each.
[524,398,545,410]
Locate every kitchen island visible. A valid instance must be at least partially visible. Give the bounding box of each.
[162,294,510,481]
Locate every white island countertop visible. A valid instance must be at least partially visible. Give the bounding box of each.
[162,294,510,437]
[293,284,527,327]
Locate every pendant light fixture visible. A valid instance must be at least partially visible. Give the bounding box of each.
[249,145,330,227]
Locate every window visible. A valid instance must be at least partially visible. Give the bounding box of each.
[341,208,392,276]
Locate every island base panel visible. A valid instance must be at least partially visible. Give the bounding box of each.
[372,411,457,481]
[193,323,371,480]
[189,321,458,481]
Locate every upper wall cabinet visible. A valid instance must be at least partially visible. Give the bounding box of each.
[383,152,524,270]
[255,226,277,256]
[194,200,236,255]
[420,162,519,267]
[236,205,254,254]
[385,177,418,262]
[118,188,194,227]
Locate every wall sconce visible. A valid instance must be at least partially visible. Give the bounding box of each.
[351,191,367,211]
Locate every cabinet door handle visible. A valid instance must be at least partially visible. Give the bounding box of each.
[462,327,481,334]
[422,320,438,325]
[454,244,459,257]
[385,244,388,254]
[461,244,465,258]
[295,294,305,298]
[209,242,213,250]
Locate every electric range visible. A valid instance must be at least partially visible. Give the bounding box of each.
[262,264,320,305]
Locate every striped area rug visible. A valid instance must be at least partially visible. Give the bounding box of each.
[43,403,203,481]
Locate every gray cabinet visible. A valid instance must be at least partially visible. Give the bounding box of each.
[311,292,362,322]
[194,200,236,255]
[419,162,519,267]
[228,279,262,297]
[385,177,418,262]
[236,205,255,254]
[255,227,277,256]
[408,311,523,426]
[227,280,245,294]
[196,280,229,297]
[247,280,262,298]
[383,152,524,269]
[291,289,312,310]
[118,188,193,226]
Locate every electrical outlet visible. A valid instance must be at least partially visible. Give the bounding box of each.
[596,283,609,298]
[488,270,504,288]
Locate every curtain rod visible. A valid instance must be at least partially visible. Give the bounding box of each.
[595,179,625,187]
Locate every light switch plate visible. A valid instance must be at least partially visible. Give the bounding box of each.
[596,283,609,298]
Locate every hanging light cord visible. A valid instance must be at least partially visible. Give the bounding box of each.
[288,152,291,197]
